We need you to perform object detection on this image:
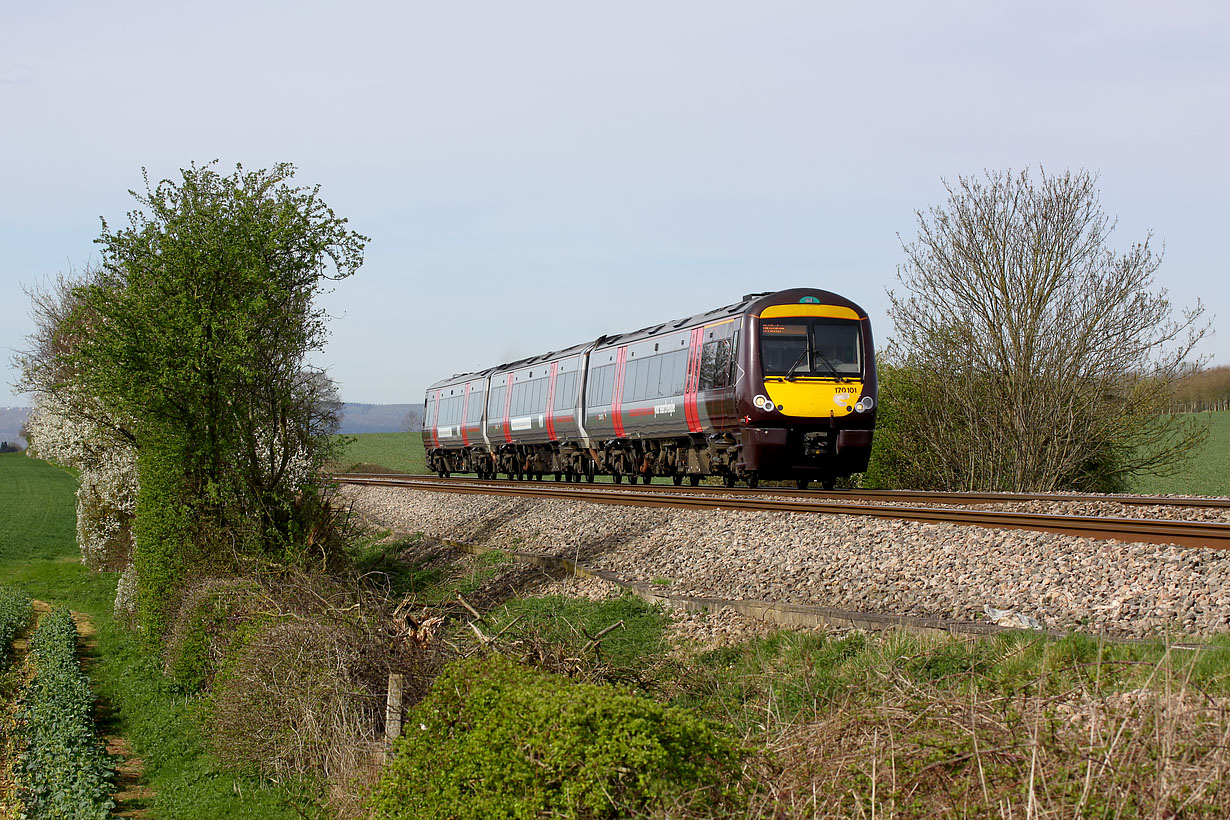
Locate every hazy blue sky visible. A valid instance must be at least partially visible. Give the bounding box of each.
[3,0,1226,407]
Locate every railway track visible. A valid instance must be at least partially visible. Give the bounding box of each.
[333,473,1230,550]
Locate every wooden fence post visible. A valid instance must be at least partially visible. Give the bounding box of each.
[386,673,404,741]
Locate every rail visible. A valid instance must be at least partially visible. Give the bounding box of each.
[332,473,1230,550]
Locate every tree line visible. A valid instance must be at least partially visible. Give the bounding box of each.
[1173,365,1230,413]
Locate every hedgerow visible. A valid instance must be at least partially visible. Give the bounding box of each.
[13,608,114,820]
[0,587,32,671]
[368,653,747,820]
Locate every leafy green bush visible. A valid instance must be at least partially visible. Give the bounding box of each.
[14,607,114,819]
[0,586,32,671]
[368,653,747,820]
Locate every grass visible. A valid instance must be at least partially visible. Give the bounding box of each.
[1131,411,1230,496]
[0,452,319,820]
[329,432,425,475]
[490,593,673,672]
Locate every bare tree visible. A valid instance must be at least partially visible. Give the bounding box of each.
[885,168,1209,492]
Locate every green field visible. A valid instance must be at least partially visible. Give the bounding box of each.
[330,431,426,474]
[1131,412,1230,496]
[0,452,308,819]
[332,413,1230,496]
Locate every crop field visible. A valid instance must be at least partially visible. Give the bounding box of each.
[1131,411,1230,496]
[330,431,426,474]
[0,452,78,563]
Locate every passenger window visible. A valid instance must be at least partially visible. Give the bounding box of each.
[700,339,732,389]
[534,378,547,413]
[665,350,686,395]
[588,364,615,406]
[646,356,662,400]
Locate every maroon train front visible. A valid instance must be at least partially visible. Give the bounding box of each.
[422,288,876,489]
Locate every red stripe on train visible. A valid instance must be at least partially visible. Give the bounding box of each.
[684,328,703,433]
[431,389,441,447]
[545,361,558,441]
[612,347,628,438]
[502,372,514,443]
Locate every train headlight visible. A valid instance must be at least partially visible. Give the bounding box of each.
[753,394,776,412]
[855,396,875,413]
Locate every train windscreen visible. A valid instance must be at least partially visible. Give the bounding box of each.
[761,318,861,378]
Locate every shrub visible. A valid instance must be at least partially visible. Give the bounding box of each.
[368,653,747,820]
[204,567,441,806]
[13,608,114,820]
[208,616,385,785]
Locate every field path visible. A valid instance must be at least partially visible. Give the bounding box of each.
[68,608,155,819]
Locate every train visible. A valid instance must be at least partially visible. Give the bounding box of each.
[421,288,876,490]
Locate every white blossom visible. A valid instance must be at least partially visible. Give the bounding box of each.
[27,390,138,571]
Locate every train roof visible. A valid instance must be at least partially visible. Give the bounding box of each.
[423,287,868,392]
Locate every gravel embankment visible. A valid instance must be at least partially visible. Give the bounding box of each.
[340,485,1230,639]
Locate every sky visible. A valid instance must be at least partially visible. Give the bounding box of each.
[2,0,1227,407]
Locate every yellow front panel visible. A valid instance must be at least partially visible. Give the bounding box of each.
[760,304,862,320]
[762,379,864,417]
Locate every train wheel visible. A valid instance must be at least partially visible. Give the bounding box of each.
[823,477,836,491]
[724,474,736,488]
[613,473,622,484]
[586,471,595,483]
[746,473,759,489]
[629,474,638,484]
[673,474,684,486]
[796,479,810,490]
[643,474,652,484]
[690,475,701,487]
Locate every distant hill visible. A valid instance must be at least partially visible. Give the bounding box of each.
[0,407,31,449]
[338,403,422,434]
